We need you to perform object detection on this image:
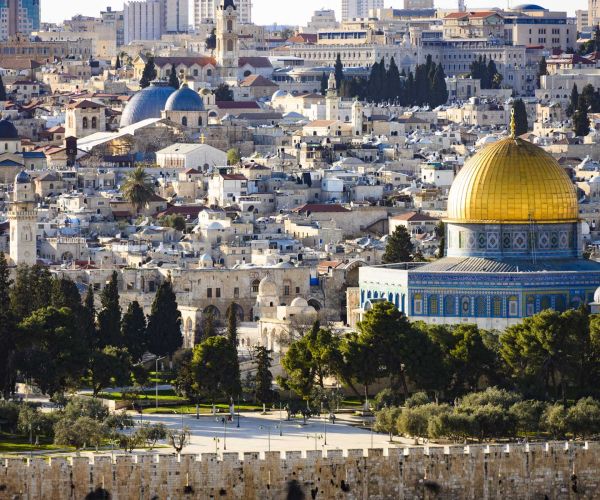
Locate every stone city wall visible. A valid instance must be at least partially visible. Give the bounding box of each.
[1,442,600,499]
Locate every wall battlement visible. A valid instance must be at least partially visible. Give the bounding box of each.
[1,442,600,499]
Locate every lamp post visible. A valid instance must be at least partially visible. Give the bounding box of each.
[237,396,241,428]
[279,402,283,436]
[259,425,280,453]
[155,356,166,409]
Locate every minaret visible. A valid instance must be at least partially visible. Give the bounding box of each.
[352,98,363,137]
[326,73,339,121]
[9,171,38,266]
[216,0,239,83]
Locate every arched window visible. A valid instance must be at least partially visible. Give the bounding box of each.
[193,69,198,76]
[508,296,519,317]
[91,117,97,129]
[182,116,188,126]
[444,296,455,316]
[492,297,503,317]
[460,297,471,316]
[198,117,203,126]
[227,20,233,31]
[227,39,234,52]
[244,70,252,77]
[526,296,535,316]
[413,293,423,315]
[251,279,260,294]
[82,117,88,129]
[476,297,486,316]
[429,295,438,315]
[540,296,551,311]
[207,69,213,76]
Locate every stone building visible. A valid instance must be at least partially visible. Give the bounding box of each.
[8,171,38,266]
[65,100,107,139]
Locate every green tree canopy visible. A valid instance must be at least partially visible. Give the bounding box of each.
[121,167,155,214]
[146,278,182,357]
[139,56,157,89]
[382,225,414,264]
[214,83,233,101]
[97,271,122,348]
[192,336,241,402]
[121,301,147,361]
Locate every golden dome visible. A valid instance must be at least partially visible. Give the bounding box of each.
[447,137,578,224]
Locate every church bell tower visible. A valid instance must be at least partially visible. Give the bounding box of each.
[216,0,239,83]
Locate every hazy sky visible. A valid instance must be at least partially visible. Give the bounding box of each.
[41,0,588,25]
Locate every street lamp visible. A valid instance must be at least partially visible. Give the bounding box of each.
[237,396,241,428]
[279,402,283,436]
[259,424,280,453]
[155,356,166,409]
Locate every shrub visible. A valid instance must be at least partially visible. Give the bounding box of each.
[567,398,600,439]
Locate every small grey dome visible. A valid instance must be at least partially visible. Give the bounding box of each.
[165,84,205,112]
[0,118,18,140]
[15,170,31,184]
[120,82,175,128]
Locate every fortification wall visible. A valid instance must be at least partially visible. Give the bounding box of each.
[1,442,600,499]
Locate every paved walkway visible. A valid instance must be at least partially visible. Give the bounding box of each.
[134,412,414,455]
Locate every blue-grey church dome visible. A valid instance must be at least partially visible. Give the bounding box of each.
[120,82,175,128]
[165,84,205,112]
[0,118,18,140]
[16,170,31,184]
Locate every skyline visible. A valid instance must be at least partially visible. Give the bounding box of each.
[41,0,588,26]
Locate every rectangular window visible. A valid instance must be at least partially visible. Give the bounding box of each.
[207,288,212,298]
[295,287,300,294]
[216,288,221,298]
[234,287,239,298]
[284,286,290,296]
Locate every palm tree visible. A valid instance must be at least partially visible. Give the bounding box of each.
[121,167,155,214]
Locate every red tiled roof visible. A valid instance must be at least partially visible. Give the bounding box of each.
[153,56,217,67]
[216,101,260,109]
[156,205,206,218]
[391,211,439,222]
[238,57,272,68]
[240,74,277,87]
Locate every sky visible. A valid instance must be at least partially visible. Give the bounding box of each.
[41,0,587,26]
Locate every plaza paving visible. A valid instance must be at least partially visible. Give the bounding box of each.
[136,411,413,455]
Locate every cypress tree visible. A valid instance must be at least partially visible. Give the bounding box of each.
[320,72,328,96]
[0,74,6,101]
[121,301,147,361]
[254,346,274,405]
[382,226,415,264]
[430,63,448,107]
[567,84,579,117]
[82,285,97,349]
[168,66,180,89]
[573,95,590,137]
[405,71,415,106]
[386,57,402,102]
[334,53,344,90]
[139,56,157,89]
[0,252,15,399]
[226,303,239,348]
[115,55,121,69]
[414,64,428,106]
[512,99,528,136]
[146,278,182,357]
[97,271,122,347]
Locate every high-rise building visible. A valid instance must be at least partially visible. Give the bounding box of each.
[341,0,383,21]
[124,0,164,44]
[195,0,251,26]
[164,0,189,33]
[403,0,434,9]
[590,0,600,27]
[0,0,40,40]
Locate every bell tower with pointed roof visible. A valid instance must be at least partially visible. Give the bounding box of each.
[216,0,239,83]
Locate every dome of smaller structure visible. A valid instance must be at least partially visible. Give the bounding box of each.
[120,82,175,128]
[594,286,600,304]
[273,261,293,268]
[290,297,308,308]
[207,221,223,230]
[0,118,18,140]
[199,87,212,96]
[15,170,30,184]
[199,253,213,268]
[513,3,546,10]
[272,89,288,100]
[258,276,277,297]
[165,83,205,112]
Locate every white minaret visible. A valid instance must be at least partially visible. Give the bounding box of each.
[326,73,339,121]
[9,171,38,266]
[352,99,363,137]
[216,0,239,83]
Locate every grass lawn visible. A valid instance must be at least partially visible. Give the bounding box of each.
[142,402,264,415]
[0,434,70,453]
[98,389,186,402]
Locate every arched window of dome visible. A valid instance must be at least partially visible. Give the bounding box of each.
[429,295,438,315]
[82,117,88,129]
[91,117,97,129]
[414,293,423,315]
[492,297,503,317]
[227,39,234,52]
[540,296,551,311]
[526,296,535,316]
[444,296,455,316]
[475,296,486,317]
[508,296,519,317]
[182,116,188,127]
[460,297,471,317]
